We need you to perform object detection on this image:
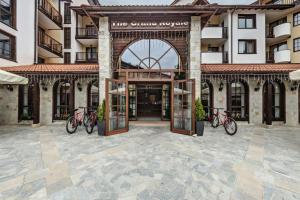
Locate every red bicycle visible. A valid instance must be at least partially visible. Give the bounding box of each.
[66,107,89,134]
[209,108,238,135]
[85,110,97,134]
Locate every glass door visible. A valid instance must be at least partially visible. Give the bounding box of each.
[171,79,195,135]
[105,79,128,136]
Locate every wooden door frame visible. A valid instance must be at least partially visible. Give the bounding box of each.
[171,79,195,135]
[105,78,129,136]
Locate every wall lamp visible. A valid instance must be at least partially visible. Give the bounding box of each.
[290,81,298,91]
[219,82,224,91]
[6,85,13,92]
[41,82,48,91]
[77,82,82,91]
[254,80,261,92]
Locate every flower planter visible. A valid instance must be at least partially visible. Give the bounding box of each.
[196,121,204,136]
[97,120,106,136]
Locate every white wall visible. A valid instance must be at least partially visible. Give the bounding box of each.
[0,0,35,67]
[231,10,266,64]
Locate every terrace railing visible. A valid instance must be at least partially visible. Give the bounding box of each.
[38,0,62,27]
[38,29,62,56]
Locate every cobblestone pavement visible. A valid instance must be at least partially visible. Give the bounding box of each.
[0,124,299,200]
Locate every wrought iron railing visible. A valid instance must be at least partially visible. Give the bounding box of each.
[76,27,98,38]
[76,52,98,63]
[38,0,62,27]
[38,29,62,56]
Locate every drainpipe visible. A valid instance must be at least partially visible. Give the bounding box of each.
[230,6,237,64]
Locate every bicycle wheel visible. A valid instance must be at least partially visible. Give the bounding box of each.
[83,113,89,127]
[224,117,238,136]
[85,116,95,134]
[211,114,219,128]
[66,116,78,134]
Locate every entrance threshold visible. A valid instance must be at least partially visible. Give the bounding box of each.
[129,121,169,127]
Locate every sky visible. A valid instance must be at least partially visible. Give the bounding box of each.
[100,0,256,5]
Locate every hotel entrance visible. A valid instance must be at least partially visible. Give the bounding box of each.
[128,83,171,121]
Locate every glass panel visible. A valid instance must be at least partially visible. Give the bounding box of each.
[162,84,171,120]
[108,81,127,132]
[121,39,179,70]
[173,81,193,131]
[238,41,246,54]
[201,81,211,118]
[90,81,99,111]
[129,84,137,120]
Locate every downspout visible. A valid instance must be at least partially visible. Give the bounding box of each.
[34,0,38,64]
[230,6,237,64]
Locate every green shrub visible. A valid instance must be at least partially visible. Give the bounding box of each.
[97,100,106,122]
[195,98,206,121]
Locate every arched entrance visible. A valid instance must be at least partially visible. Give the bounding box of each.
[106,37,195,136]
[263,80,286,125]
[87,80,99,111]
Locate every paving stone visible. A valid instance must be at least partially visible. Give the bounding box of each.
[0,125,299,199]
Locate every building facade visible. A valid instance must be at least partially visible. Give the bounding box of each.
[0,0,300,135]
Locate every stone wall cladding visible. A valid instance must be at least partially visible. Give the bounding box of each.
[0,85,18,125]
[190,16,202,99]
[99,17,112,103]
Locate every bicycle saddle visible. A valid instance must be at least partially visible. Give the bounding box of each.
[73,109,79,112]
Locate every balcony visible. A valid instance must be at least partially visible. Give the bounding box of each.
[266,49,291,63]
[201,52,228,64]
[202,26,227,45]
[38,30,62,58]
[75,52,98,63]
[76,27,98,46]
[38,0,62,29]
[267,23,291,45]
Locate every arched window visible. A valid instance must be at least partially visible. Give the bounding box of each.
[18,85,33,120]
[227,80,249,121]
[87,80,99,111]
[201,80,213,119]
[53,80,74,120]
[121,39,180,70]
[263,80,285,123]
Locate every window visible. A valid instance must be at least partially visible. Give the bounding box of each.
[64,3,71,24]
[201,80,213,119]
[87,80,99,111]
[0,29,15,61]
[64,28,71,49]
[0,0,16,28]
[64,52,71,63]
[53,80,74,120]
[208,47,219,52]
[238,14,256,29]
[121,39,180,70]
[294,38,300,52]
[18,85,33,120]
[238,40,256,54]
[227,81,249,121]
[271,42,288,52]
[294,12,300,26]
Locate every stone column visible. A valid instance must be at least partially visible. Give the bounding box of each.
[249,79,263,125]
[212,80,227,110]
[39,81,53,125]
[284,81,298,126]
[189,16,201,99]
[98,17,111,104]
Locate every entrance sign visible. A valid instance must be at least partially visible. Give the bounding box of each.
[110,16,190,31]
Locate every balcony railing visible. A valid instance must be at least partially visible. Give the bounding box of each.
[76,27,98,39]
[267,23,291,38]
[202,26,228,39]
[38,29,62,56]
[76,52,98,63]
[201,51,228,64]
[266,48,291,63]
[38,0,62,27]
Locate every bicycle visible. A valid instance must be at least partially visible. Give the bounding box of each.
[85,110,98,134]
[209,108,238,136]
[66,107,89,134]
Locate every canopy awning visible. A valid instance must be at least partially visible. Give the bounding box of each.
[0,69,28,85]
[289,70,300,81]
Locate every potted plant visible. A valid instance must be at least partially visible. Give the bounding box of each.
[97,100,106,136]
[195,98,206,136]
